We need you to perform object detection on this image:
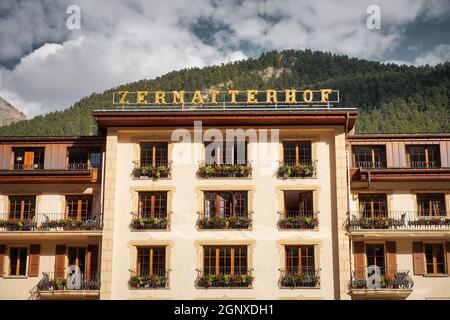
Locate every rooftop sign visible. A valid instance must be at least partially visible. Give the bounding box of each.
[113,89,339,107]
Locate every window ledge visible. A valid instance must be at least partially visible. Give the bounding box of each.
[423,274,449,278]
[2,275,28,279]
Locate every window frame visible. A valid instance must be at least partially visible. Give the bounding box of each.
[140,142,168,167]
[358,194,388,218]
[416,193,447,216]
[8,247,28,277]
[285,245,315,275]
[203,191,248,218]
[406,145,441,168]
[8,195,36,220]
[136,246,166,276]
[138,191,168,218]
[424,243,445,275]
[282,141,312,165]
[352,145,386,168]
[203,245,248,276]
[65,195,94,221]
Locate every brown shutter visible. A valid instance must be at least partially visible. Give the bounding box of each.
[54,245,66,279]
[446,242,450,275]
[412,242,425,275]
[86,245,99,282]
[386,241,397,279]
[353,241,365,278]
[0,245,6,277]
[28,245,40,277]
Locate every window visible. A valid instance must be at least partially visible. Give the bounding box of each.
[204,140,248,165]
[65,195,93,221]
[366,244,385,276]
[425,243,445,274]
[417,194,446,216]
[283,191,313,217]
[137,246,166,276]
[138,192,167,218]
[140,142,168,166]
[12,148,45,170]
[204,191,248,218]
[285,246,315,274]
[67,148,100,170]
[352,145,386,168]
[8,196,36,220]
[358,194,387,218]
[406,145,441,168]
[68,247,86,274]
[9,247,27,276]
[283,141,312,165]
[203,246,247,275]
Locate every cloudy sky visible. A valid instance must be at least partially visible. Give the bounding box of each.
[0,0,449,117]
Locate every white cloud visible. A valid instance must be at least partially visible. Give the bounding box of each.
[413,44,450,66]
[0,0,449,117]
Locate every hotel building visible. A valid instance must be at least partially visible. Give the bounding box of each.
[0,104,449,300]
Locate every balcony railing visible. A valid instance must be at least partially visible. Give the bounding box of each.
[7,163,98,171]
[196,211,253,230]
[131,161,171,179]
[128,269,170,289]
[279,268,320,288]
[277,160,317,178]
[353,161,387,169]
[277,211,319,230]
[346,211,450,230]
[197,162,252,178]
[195,268,254,288]
[349,267,414,290]
[37,271,100,291]
[130,211,171,230]
[0,213,103,231]
[11,163,44,170]
[407,160,441,168]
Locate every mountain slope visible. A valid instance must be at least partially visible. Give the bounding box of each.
[0,97,26,127]
[0,49,448,136]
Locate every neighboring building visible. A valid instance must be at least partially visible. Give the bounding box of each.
[0,108,449,300]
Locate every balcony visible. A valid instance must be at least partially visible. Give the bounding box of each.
[195,268,254,289]
[131,161,171,179]
[354,161,386,169]
[346,211,450,232]
[130,211,171,230]
[277,211,319,230]
[128,270,170,289]
[0,213,103,232]
[278,269,320,288]
[349,267,413,299]
[407,160,440,169]
[277,160,317,178]
[196,212,253,230]
[36,271,100,299]
[0,164,100,183]
[197,162,252,178]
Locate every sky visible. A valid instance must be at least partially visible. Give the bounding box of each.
[0,0,449,118]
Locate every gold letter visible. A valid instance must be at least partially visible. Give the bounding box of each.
[172,91,185,104]
[154,91,166,104]
[247,90,258,104]
[320,89,332,103]
[210,90,220,104]
[303,90,313,103]
[228,90,239,104]
[285,89,297,104]
[266,90,277,103]
[191,90,204,105]
[118,91,129,105]
[136,91,148,105]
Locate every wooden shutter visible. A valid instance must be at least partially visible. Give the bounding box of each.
[86,245,99,282]
[412,242,425,275]
[353,241,365,278]
[0,245,5,277]
[386,241,397,279]
[28,245,40,277]
[446,242,450,275]
[54,245,66,279]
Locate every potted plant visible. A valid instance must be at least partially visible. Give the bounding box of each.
[55,278,66,290]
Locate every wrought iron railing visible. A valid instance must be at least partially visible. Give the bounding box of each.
[131,160,171,179]
[197,161,252,178]
[346,211,450,230]
[195,268,254,288]
[128,269,170,289]
[277,160,317,178]
[10,163,44,170]
[37,271,100,291]
[277,211,319,229]
[349,267,413,290]
[0,213,103,231]
[407,160,441,168]
[353,161,387,169]
[130,211,171,230]
[196,211,253,229]
[278,268,320,288]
